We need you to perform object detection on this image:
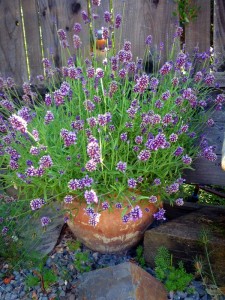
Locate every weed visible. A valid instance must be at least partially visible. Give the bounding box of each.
[135,245,146,268]
[154,246,193,292]
[74,251,92,273]
[67,240,82,252]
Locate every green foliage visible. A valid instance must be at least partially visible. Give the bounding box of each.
[173,0,200,24]
[135,245,146,268]
[74,251,92,273]
[25,274,40,288]
[154,247,193,292]
[25,267,57,290]
[67,240,82,252]
[42,269,58,289]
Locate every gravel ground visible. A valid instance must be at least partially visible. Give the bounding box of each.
[0,225,224,300]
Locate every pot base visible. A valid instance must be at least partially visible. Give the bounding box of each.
[65,200,159,253]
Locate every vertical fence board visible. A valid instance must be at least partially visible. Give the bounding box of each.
[185,0,211,53]
[21,0,43,83]
[37,0,89,68]
[0,0,27,85]
[113,0,178,64]
[214,0,225,72]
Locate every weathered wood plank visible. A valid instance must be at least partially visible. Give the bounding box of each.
[185,0,211,53]
[21,0,43,83]
[144,206,225,286]
[0,0,28,85]
[183,155,225,185]
[37,0,89,68]
[214,0,225,72]
[113,0,178,65]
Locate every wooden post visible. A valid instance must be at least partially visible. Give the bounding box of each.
[0,0,28,85]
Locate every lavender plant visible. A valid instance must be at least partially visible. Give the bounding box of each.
[0,1,223,234]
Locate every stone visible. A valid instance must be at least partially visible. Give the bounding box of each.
[75,262,167,300]
[144,206,225,286]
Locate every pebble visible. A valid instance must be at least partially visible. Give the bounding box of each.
[0,236,221,300]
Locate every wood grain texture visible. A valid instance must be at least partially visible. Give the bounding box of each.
[113,0,178,64]
[184,110,225,185]
[0,0,27,84]
[21,0,43,83]
[214,0,225,72]
[185,0,211,53]
[37,0,89,68]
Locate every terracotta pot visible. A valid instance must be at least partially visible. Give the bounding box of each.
[64,197,160,253]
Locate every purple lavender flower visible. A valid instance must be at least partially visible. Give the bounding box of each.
[88,212,101,227]
[153,178,161,186]
[84,189,98,204]
[73,35,82,49]
[172,77,179,87]
[115,14,122,29]
[161,90,170,101]
[155,99,164,109]
[109,81,118,97]
[64,195,73,204]
[18,106,34,123]
[120,132,128,141]
[87,117,98,128]
[145,35,152,45]
[153,208,166,220]
[2,226,9,235]
[92,0,101,5]
[87,141,100,160]
[175,26,183,37]
[9,159,19,170]
[135,136,143,144]
[96,68,104,78]
[149,195,158,203]
[123,41,132,51]
[130,206,143,221]
[176,52,187,68]
[87,67,95,78]
[169,133,178,143]
[73,22,82,33]
[44,111,54,124]
[39,155,53,168]
[136,74,149,93]
[60,82,70,96]
[102,201,109,210]
[85,159,97,172]
[194,71,203,82]
[81,10,90,23]
[149,77,159,91]
[204,73,215,86]
[102,27,109,40]
[41,216,51,227]
[128,178,137,189]
[30,198,45,210]
[202,147,217,162]
[174,147,184,156]
[116,161,127,173]
[53,90,64,106]
[45,94,52,106]
[137,150,151,161]
[9,114,27,133]
[115,202,122,209]
[175,198,184,206]
[159,62,173,76]
[122,214,130,223]
[167,183,179,194]
[104,11,111,23]
[207,118,215,127]
[182,155,192,164]
[30,146,40,156]
[57,29,67,41]
[68,179,80,190]
[71,119,84,131]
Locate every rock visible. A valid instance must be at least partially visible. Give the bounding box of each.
[144,206,225,286]
[75,262,167,300]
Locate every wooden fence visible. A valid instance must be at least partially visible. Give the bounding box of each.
[0,0,225,86]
